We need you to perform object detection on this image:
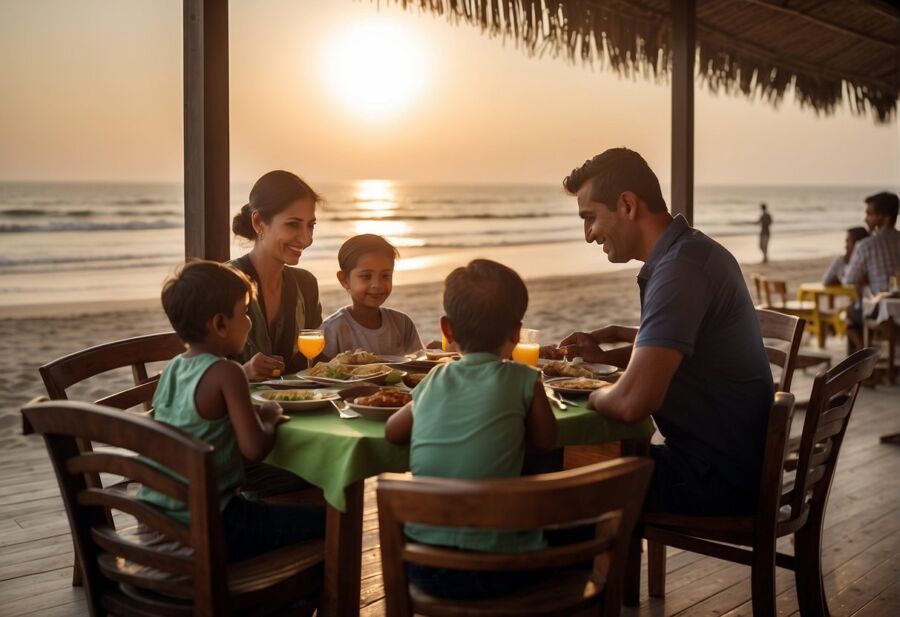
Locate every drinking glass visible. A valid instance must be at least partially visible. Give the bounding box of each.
[512,328,540,366]
[441,332,449,351]
[297,329,325,366]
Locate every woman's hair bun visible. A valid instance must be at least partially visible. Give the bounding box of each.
[232,203,257,240]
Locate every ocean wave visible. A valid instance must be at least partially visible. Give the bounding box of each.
[0,252,178,268]
[0,220,181,233]
[1,207,181,218]
[322,211,564,222]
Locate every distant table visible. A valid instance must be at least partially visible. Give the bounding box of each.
[266,396,654,617]
[862,295,900,389]
[797,283,857,348]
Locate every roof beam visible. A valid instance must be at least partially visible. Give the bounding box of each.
[671,0,694,225]
[740,0,895,50]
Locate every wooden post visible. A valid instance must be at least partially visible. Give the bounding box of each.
[671,0,695,225]
[183,0,230,261]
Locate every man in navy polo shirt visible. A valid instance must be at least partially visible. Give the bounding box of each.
[557,148,773,514]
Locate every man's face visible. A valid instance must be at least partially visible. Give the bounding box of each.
[577,179,635,263]
[864,201,885,231]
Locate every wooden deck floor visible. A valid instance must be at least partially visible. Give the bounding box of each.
[1,375,897,616]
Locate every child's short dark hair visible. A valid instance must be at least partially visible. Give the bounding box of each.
[161,260,254,343]
[443,259,528,353]
[338,234,399,273]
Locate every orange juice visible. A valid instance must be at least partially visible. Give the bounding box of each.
[512,342,540,366]
[441,333,449,351]
[298,333,325,360]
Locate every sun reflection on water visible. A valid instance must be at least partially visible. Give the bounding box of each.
[351,179,416,244]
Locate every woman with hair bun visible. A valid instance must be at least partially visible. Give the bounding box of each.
[230,170,323,381]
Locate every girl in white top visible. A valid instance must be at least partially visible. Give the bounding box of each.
[322,234,423,358]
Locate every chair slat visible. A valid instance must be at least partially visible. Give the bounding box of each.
[402,535,616,571]
[67,452,188,503]
[96,380,161,410]
[78,488,191,545]
[97,552,194,599]
[91,525,194,575]
[814,417,846,443]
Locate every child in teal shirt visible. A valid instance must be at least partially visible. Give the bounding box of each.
[386,258,557,598]
[138,260,324,561]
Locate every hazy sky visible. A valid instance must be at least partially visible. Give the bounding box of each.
[1,0,898,185]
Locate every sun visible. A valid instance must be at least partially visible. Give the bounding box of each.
[323,20,428,121]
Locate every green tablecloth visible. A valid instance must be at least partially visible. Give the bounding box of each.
[265,396,654,511]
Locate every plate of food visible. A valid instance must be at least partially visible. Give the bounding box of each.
[332,349,410,366]
[251,389,339,411]
[346,388,413,421]
[539,359,618,378]
[300,362,393,385]
[253,377,317,389]
[402,372,429,388]
[544,376,610,397]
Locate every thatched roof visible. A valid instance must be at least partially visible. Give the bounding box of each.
[387,0,899,123]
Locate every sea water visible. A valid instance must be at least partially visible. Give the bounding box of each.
[0,181,893,310]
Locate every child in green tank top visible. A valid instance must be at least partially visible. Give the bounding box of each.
[138,260,324,562]
[385,259,558,599]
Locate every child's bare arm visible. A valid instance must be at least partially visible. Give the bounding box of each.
[214,360,287,461]
[526,380,557,452]
[385,402,413,444]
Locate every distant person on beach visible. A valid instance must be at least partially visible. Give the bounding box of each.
[821,226,869,286]
[230,170,323,381]
[138,261,324,562]
[757,202,772,264]
[385,259,557,599]
[841,191,900,353]
[322,234,423,359]
[548,147,772,515]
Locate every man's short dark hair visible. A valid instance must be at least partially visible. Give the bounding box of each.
[563,148,667,213]
[443,259,528,353]
[161,260,254,343]
[865,192,899,226]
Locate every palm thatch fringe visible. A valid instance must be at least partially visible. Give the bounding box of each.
[379,0,898,123]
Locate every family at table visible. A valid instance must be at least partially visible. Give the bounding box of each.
[139,148,788,605]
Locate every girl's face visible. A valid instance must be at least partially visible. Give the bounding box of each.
[254,199,316,265]
[338,252,394,310]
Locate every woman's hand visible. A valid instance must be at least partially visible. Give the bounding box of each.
[243,353,285,381]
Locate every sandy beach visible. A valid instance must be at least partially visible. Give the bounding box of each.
[0,255,838,450]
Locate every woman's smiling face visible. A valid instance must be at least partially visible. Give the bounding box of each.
[255,198,316,265]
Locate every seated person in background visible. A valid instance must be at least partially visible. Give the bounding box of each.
[822,226,869,286]
[138,260,325,561]
[842,191,900,353]
[322,234,423,358]
[554,148,773,516]
[385,259,557,600]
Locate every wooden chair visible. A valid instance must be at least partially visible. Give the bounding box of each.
[21,398,324,616]
[39,331,186,585]
[377,457,653,617]
[629,347,879,617]
[757,308,803,392]
[751,273,767,308]
[763,279,836,349]
[864,317,897,385]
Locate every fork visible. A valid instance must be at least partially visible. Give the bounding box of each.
[332,399,361,419]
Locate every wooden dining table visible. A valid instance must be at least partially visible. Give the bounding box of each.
[263,391,655,617]
[797,283,858,348]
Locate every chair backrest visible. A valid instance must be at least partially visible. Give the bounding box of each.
[763,279,791,308]
[377,457,653,617]
[751,273,766,305]
[21,398,226,615]
[39,331,185,411]
[757,309,804,392]
[753,392,797,539]
[781,348,879,528]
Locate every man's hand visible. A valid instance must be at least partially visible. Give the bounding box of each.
[557,331,607,363]
[243,353,285,381]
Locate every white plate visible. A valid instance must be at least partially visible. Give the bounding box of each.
[251,389,339,411]
[538,359,618,377]
[544,376,610,397]
[345,400,403,421]
[298,366,393,386]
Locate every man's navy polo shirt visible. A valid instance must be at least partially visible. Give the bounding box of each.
[635,215,773,492]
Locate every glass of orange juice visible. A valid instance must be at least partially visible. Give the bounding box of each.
[441,332,449,351]
[297,329,325,366]
[511,328,540,366]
